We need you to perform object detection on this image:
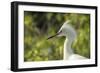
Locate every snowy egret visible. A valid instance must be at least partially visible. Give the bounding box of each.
[47,21,86,60]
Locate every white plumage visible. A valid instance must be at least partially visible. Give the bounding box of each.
[68,54,86,60]
[48,21,87,60]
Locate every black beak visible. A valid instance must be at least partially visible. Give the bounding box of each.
[47,31,61,40]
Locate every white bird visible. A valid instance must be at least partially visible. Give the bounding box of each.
[47,21,86,60]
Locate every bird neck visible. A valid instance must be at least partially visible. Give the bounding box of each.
[64,37,74,60]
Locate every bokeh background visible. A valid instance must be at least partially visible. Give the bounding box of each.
[24,11,90,62]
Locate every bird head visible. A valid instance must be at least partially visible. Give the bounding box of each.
[47,21,77,40]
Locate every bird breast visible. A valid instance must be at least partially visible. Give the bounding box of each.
[68,54,87,60]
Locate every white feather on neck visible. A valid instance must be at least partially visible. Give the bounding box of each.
[63,34,86,60]
[64,37,74,60]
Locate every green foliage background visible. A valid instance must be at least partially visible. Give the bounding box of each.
[24,11,90,62]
